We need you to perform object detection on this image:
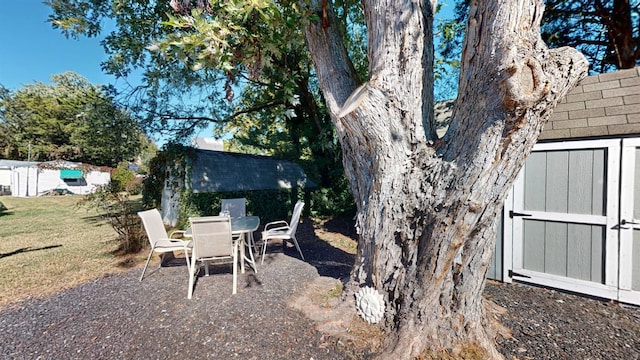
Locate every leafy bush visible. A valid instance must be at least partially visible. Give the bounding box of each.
[176,189,300,229]
[309,175,356,218]
[141,142,356,225]
[111,162,136,192]
[126,176,144,195]
[78,184,145,254]
[141,143,192,209]
[177,186,354,225]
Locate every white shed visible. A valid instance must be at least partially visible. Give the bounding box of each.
[0,160,39,197]
[0,159,111,197]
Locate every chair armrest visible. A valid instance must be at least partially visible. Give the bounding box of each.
[151,238,192,250]
[169,228,192,239]
[169,230,188,238]
[170,238,193,250]
[264,220,289,231]
[263,226,290,235]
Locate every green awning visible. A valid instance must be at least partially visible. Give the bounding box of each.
[60,169,83,179]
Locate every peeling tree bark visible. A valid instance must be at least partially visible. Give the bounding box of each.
[304,0,588,358]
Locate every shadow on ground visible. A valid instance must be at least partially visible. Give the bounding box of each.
[321,216,358,239]
[0,245,62,259]
[244,216,356,281]
[296,218,356,281]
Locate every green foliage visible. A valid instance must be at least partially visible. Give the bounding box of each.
[142,143,304,226]
[77,184,145,254]
[141,155,165,209]
[141,143,195,209]
[135,135,158,175]
[176,189,300,229]
[46,0,110,39]
[541,0,639,72]
[434,1,465,101]
[142,142,354,228]
[111,162,136,192]
[178,186,353,226]
[126,177,144,196]
[309,178,356,218]
[157,1,280,75]
[0,72,144,167]
[437,0,639,94]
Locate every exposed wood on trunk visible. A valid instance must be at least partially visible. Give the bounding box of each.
[303,0,588,358]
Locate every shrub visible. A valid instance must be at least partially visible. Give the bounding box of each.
[309,174,356,218]
[176,189,299,229]
[78,184,145,254]
[111,162,136,192]
[126,176,144,195]
[0,201,6,213]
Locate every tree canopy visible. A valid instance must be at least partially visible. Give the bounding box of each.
[0,72,144,167]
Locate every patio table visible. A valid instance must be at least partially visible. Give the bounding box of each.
[231,216,260,273]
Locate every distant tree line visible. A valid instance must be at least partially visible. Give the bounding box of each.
[0,72,149,168]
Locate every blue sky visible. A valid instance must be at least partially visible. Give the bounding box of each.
[0,0,121,91]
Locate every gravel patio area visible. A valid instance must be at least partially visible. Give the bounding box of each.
[1,220,639,359]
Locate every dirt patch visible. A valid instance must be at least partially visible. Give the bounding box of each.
[291,276,384,357]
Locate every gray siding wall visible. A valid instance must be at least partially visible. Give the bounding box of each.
[522,220,605,283]
[487,146,610,283]
[520,147,607,283]
[524,150,606,215]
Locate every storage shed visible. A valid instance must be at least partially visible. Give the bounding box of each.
[161,148,316,226]
[487,67,640,305]
[435,67,640,304]
[0,159,111,197]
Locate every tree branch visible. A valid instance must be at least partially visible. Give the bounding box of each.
[303,0,360,117]
[226,101,286,120]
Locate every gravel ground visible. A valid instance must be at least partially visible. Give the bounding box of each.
[486,281,640,360]
[2,221,640,359]
[0,249,350,360]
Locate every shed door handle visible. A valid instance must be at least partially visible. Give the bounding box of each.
[509,211,532,218]
[621,219,639,225]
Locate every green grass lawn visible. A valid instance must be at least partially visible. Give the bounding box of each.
[0,195,140,308]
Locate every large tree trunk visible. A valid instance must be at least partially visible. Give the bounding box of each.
[305,0,588,358]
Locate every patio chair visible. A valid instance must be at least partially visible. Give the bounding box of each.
[188,216,237,298]
[221,198,246,218]
[138,209,192,281]
[260,200,305,264]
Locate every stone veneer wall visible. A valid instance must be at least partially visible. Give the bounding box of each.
[541,66,640,140]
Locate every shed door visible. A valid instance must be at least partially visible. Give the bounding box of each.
[510,140,621,300]
[618,138,640,304]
